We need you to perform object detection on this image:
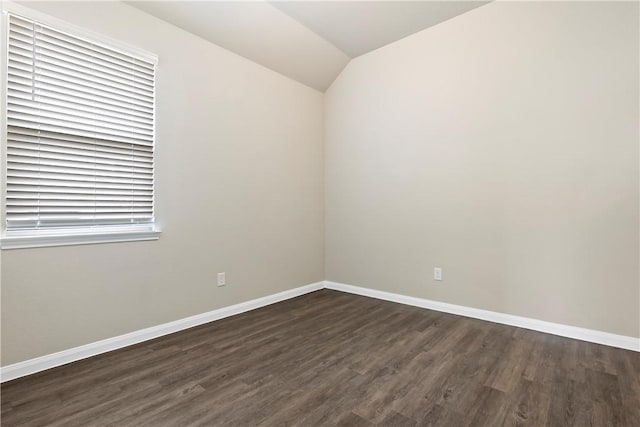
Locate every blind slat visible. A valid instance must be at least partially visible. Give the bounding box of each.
[8,127,153,151]
[8,157,153,175]
[8,96,153,127]
[8,132,154,158]
[8,106,154,138]
[33,50,155,87]
[7,119,153,145]
[7,193,153,201]
[36,29,155,75]
[31,58,155,98]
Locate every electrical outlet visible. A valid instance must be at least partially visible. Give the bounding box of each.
[217,272,226,287]
[433,267,442,281]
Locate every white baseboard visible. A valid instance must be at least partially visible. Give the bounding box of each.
[3,279,637,383]
[324,281,640,352]
[0,281,324,383]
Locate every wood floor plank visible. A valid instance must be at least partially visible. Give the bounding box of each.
[1,289,638,426]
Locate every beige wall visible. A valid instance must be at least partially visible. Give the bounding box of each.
[0,1,324,365]
[325,1,640,338]
[2,0,639,368]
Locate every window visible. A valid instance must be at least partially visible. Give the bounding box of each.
[1,12,159,249]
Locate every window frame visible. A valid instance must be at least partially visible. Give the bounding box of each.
[0,2,161,249]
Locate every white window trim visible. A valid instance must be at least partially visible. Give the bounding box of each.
[1,227,161,250]
[0,2,161,250]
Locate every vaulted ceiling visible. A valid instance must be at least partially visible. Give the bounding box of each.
[127,1,489,92]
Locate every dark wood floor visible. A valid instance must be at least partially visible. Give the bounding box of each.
[1,290,639,426]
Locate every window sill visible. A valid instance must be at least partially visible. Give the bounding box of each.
[0,229,161,250]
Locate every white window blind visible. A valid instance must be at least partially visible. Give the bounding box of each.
[5,14,156,232]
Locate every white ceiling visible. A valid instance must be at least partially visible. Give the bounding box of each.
[126,1,350,91]
[127,1,488,92]
[271,1,488,58]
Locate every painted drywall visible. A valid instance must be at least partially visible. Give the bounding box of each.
[1,1,324,365]
[325,1,640,338]
[271,1,487,58]
[2,0,639,369]
[126,1,350,92]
